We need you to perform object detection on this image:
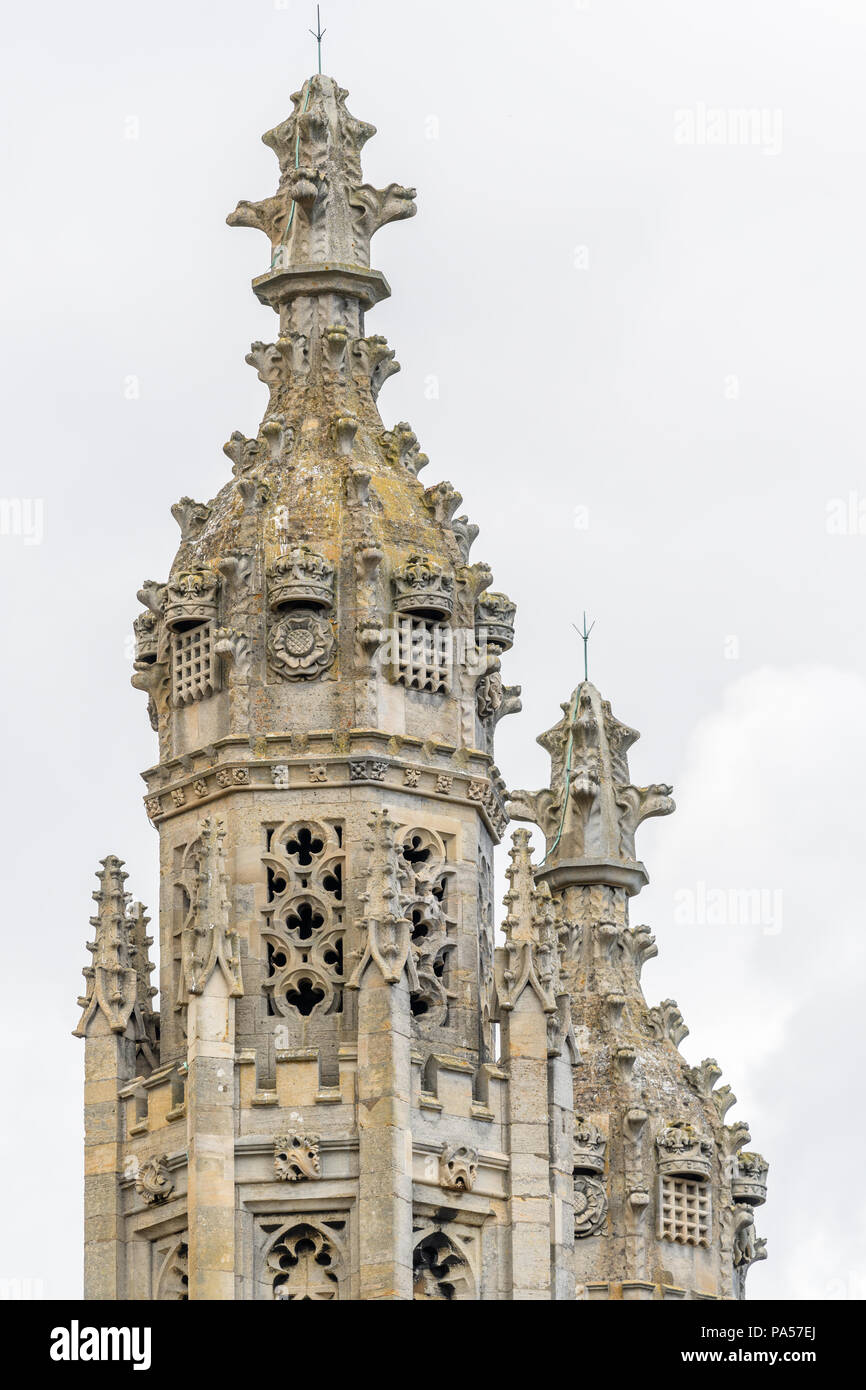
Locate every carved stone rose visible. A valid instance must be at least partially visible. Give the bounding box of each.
[573,1175,607,1237]
[135,1155,173,1205]
[267,611,335,680]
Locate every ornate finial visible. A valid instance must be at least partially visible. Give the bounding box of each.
[74,857,137,1038]
[572,613,595,682]
[177,818,243,1000]
[310,5,326,75]
[347,809,413,986]
[508,683,675,893]
[228,75,416,306]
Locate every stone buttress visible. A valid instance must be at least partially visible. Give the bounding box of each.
[74,69,768,1301]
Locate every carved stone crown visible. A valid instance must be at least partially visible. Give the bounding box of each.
[732,1151,769,1206]
[476,591,516,652]
[392,553,454,620]
[267,545,335,611]
[656,1122,714,1179]
[164,570,220,631]
[133,610,158,662]
[573,1116,607,1175]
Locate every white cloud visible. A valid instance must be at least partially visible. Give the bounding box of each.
[640,666,866,1299]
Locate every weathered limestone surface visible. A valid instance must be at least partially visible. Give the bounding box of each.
[75,67,767,1301]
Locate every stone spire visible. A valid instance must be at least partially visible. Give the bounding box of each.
[228,74,416,312]
[509,680,675,895]
[74,857,138,1038]
[508,680,769,1300]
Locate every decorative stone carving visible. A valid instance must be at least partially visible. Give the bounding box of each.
[262,819,345,1019]
[422,480,462,526]
[156,1239,189,1301]
[451,514,479,562]
[171,497,210,542]
[475,591,516,653]
[476,669,502,720]
[511,682,675,890]
[272,765,289,788]
[267,545,334,611]
[268,610,336,680]
[647,998,689,1047]
[223,429,264,476]
[380,421,428,476]
[308,764,328,783]
[656,1122,714,1179]
[133,610,159,666]
[393,553,454,620]
[268,1223,341,1301]
[237,477,271,512]
[74,856,138,1037]
[573,1176,608,1237]
[164,570,220,631]
[573,1117,607,1174]
[274,1132,321,1182]
[135,1155,173,1204]
[213,627,252,680]
[413,1232,473,1300]
[439,1144,478,1192]
[495,830,577,1059]
[352,335,400,400]
[332,413,359,456]
[349,759,387,782]
[127,899,158,1070]
[348,809,415,988]
[176,818,243,1002]
[398,826,457,1026]
[732,1152,769,1206]
[435,775,453,794]
[403,767,420,787]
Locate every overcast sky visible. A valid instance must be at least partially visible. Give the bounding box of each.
[2,0,864,1300]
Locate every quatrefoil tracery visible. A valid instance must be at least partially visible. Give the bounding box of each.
[263,820,345,1019]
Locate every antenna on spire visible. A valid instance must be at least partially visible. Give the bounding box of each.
[309,5,326,75]
[572,613,596,682]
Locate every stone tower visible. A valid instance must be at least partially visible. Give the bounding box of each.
[75,70,768,1302]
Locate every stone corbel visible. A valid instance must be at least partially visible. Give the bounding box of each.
[332,413,359,457]
[347,464,371,507]
[261,414,289,464]
[322,324,350,374]
[624,1107,649,1145]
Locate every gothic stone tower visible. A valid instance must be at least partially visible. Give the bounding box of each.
[74,70,768,1302]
